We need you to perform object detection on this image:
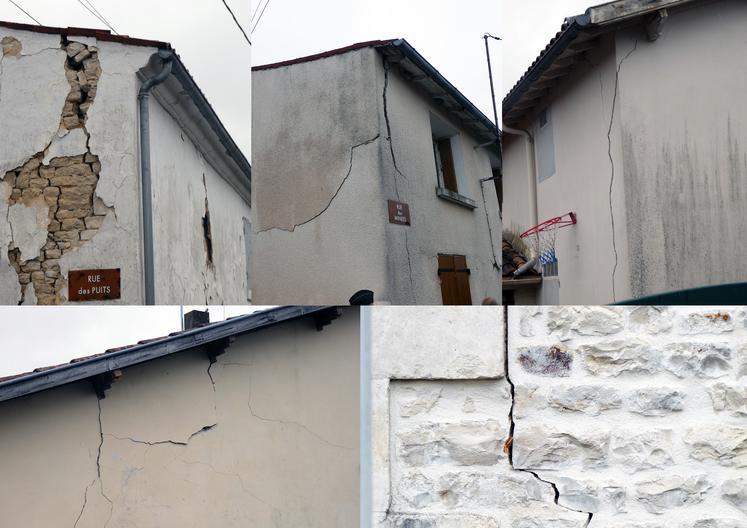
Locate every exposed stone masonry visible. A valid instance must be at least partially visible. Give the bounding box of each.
[2,38,105,304]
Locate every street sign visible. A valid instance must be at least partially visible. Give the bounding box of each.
[388,200,411,226]
[69,268,121,301]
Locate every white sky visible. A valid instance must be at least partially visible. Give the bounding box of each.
[501,0,593,99]
[0,0,251,155]
[0,306,271,377]
[251,0,501,125]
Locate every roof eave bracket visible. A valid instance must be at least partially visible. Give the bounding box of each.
[206,337,235,364]
[646,9,669,41]
[313,307,342,331]
[90,369,122,400]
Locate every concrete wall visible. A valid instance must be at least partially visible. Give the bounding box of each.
[149,100,251,305]
[252,48,389,304]
[375,55,502,305]
[252,47,501,305]
[0,311,359,526]
[372,305,747,526]
[0,29,153,305]
[616,0,747,298]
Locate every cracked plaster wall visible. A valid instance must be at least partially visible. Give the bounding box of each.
[252,48,390,304]
[372,54,502,305]
[0,310,359,527]
[0,27,156,304]
[373,306,747,527]
[615,0,747,298]
[252,47,502,305]
[149,99,251,304]
[501,34,633,305]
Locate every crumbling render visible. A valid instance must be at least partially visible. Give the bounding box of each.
[603,39,638,303]
[503,310,594,526]
[1,37,108,304]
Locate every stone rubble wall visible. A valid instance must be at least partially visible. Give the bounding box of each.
[373,306,747,527]
[509,306,747,527]
[1,36,107,304]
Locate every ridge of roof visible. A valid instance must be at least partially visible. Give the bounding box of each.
[0,19,170,49]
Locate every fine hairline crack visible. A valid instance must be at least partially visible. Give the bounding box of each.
[503,307,593,526]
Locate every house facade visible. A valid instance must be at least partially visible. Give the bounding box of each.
[252,40,502,305]
[501,0,747,304]
[0,22,252,305]
[0,306,359,527]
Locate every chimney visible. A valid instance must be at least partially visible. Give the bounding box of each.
[184,309,210,330]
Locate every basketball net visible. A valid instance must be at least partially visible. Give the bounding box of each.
[527,222,559,270]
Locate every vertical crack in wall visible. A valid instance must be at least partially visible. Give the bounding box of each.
[2,38,108,304]
[604,40,638,303]
[382,58,416,303]
[94,397,114,527]
[503,307,593,526]
[201,173,214,304]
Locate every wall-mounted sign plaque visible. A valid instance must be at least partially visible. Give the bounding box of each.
[388,200,411,226]
[69,268,121,301]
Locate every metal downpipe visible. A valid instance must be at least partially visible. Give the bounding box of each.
[502,125,538,229]
[138,50,173,305]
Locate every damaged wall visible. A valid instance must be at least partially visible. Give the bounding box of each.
[252,46,501,305]
[149,99,251,304]
[252,48,390,304]
[509,305,747,526]
[616,0,747,298]
[501,35,633,305]
[0,310,359,526]
[373,54,502,305]
[373,306,747,526]
[0,26,155,304]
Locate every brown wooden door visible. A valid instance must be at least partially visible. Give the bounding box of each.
[438,254,472,305]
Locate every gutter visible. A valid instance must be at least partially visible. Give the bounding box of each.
[138,50,174,305]
[359,306,373,528]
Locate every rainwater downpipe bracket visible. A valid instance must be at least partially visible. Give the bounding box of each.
[138,49,174,305]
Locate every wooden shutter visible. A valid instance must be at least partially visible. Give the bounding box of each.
[437,139,458,193]
[438,254,472,305]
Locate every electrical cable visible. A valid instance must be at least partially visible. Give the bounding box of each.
[75,0,117,34]
[220,0,251,45]
[81,0,118,34]
[251,0,271,34]
[7,0,41,25]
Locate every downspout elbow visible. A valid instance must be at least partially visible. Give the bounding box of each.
[138,50,174,305]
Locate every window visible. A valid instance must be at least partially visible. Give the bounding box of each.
[536,106,556,182]
[430,113,477,209]
[437,254,472,305]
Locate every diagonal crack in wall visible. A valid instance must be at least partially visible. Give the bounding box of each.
[256,134,381,234]
[502,307,594,526]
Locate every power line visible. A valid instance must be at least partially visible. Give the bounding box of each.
[75,0,118,35]
[81,0,118,34]
[7,0,41,25]
[220,0,251,45]
[249,0,264,24]
[251,0,271,34]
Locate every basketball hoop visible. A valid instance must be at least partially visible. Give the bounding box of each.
[519,212,577,269]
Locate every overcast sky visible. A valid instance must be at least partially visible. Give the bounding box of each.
[0,0,251,155]
[0,306,268,377]
[252,0,501,124]
[501,0,593,100]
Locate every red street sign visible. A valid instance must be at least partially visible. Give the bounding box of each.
[68,268,121,301]
[388,200,411,226]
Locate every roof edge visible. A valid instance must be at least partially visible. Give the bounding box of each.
[252,39,397,71]
[0,306,338,403]
[0,19,170,49]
